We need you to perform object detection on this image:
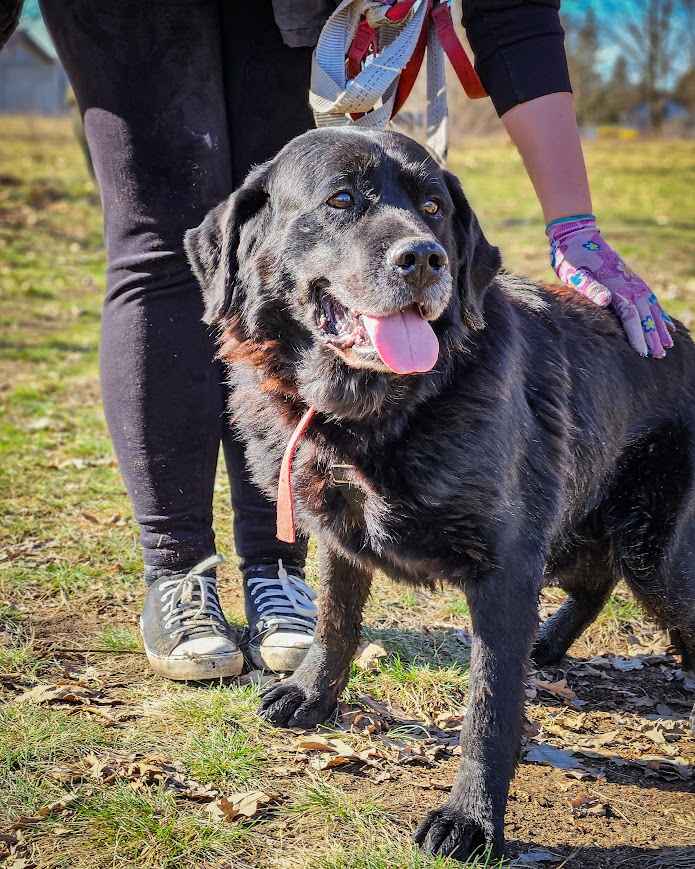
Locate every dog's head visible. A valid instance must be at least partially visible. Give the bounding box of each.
[185,129,500,419]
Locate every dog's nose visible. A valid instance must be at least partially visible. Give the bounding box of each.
[387,238,448,289]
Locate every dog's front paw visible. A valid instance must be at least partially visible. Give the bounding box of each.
[259,679,337,728]
[413,804,500,862]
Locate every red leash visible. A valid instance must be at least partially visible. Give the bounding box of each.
[276,407,316,543]
[431,2,487,99]
[348,0,486,123]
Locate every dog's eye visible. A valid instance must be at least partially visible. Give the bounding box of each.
[422,199,440,216]
[326,191,354,209]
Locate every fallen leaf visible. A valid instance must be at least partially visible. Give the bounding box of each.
[609,656,644,671]
[9,791,85,831]
[14,683,94,705]
[294,736,336,752]
[524,742,584,771]
[373,770,393,783]
[356,692,409,721]
[435,712,466,730]
[574,730,619,749]
[80,512,101,524]
[339,706,383,734]
[353,642,388,670]
[644,726,668,747]
[531,678,577,703]
[80,750,218,799]
[512,849,564,866]
[206,791,273,822]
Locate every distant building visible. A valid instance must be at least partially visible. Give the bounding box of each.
[0,17,67,115]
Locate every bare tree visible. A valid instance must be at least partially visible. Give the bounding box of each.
[681,0,695,68]
[563,7,604,126]
[608,0,676,130]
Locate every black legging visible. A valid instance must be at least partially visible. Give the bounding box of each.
[36,0,570,576]
[39,0,312,573]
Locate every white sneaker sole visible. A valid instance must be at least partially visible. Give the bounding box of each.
[140,624,244,681]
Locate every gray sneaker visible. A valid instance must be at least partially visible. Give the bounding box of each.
[244,559,317,673]
[140,554,243,681]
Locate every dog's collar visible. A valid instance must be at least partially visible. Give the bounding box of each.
[277,407,316,544]
[276,408,364,543]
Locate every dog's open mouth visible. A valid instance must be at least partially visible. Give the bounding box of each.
[315,289,439,375]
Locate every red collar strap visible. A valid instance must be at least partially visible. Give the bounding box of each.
[276,407,316,544]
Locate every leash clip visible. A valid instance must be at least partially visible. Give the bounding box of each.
[329,463,357,486]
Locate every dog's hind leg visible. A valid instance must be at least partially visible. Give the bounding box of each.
[618,501,695,733]
[532,544,617,668]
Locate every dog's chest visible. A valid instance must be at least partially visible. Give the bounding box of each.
[295,446,493,578]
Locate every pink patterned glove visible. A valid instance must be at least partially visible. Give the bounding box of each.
[547,215,674,358]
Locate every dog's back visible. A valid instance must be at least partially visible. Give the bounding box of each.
[493,276,695,673]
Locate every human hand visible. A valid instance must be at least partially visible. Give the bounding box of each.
[547,215,673,358]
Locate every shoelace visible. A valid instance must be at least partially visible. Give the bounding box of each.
[160,554,229,642]
[247,559,317,639]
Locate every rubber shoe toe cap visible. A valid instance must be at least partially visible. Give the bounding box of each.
[249,631,313,673]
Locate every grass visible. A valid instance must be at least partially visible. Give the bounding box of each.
[288,778,391,831]
[39,784,253,869]
[0,638,40,677]
[0,704,109,824]
[346,653,469,718]
[0,704,108,774]
[311,842,505,869]
[450,138,695,326]
[165,683,266,733]
[441,597,470,621]
[129,684,269,788]
[180,724,266,789]
[95,625,142,652]
[1,116,694,868]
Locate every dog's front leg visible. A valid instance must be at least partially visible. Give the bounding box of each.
[259,542,372,729]
[414,560,540,861]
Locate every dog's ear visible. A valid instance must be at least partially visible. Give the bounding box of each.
[184,164,269,325]
[444,170,501,329]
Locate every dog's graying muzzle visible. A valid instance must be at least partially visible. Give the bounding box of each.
[387,237,448,291]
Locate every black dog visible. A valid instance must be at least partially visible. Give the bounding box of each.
[185,128,695,861]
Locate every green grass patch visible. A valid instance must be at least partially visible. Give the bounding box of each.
[0,704,108,773]
[181,724,266,789]
[0,769,66,826]
[288,778,390,833]
[131,685,268,789]
[398,591,420,610]
[599,589,644,627]
[96,625,142,652]
[38,783,253,869]
[0,639,41,677]
[165,683,265,733]
[442,597,470,621]
[311,840,505,869]
[346,652,468,718]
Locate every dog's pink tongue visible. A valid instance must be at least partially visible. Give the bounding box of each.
[361,306,439,375]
